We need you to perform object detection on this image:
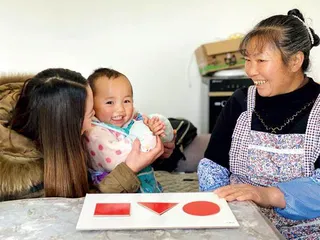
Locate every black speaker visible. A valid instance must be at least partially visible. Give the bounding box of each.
[209,96,230,133]
[208,77,252,133]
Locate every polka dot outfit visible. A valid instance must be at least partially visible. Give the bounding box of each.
[86,113,166,193]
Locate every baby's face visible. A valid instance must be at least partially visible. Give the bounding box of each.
[93,75,134,127]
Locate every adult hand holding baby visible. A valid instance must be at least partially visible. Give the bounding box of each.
[125,136,164,173]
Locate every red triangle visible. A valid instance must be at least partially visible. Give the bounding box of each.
[138,202,178,215]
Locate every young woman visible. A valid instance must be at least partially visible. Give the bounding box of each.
[0,68,165,201]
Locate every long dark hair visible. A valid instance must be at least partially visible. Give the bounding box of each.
[10,68,89,198]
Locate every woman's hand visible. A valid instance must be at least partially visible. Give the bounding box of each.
[159,130,176,159]
[160,140,175,159]
[214,184,286,208]
[125,136,164,173]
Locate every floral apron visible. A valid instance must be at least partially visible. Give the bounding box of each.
[229,86,320,239]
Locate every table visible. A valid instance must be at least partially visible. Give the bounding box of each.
[0,197,285,240]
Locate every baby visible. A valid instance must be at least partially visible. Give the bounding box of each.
[85,68,174,193]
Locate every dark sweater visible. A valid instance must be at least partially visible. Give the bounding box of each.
[205,78,320,170]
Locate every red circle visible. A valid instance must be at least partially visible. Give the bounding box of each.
[90,150,96,156]
[98,144,104,151]
[183,201,220,216]
[106,157,112,163]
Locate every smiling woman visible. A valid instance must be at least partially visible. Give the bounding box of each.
[239,12,314,97]
[242,42,308,97]
[197,8,320,239]
[0,68,165,202]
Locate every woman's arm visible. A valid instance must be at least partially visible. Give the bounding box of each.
[98,162,141,193]
[275,168,320,220]
[198,158,230,191]
[197,89,247,191]
[213,168,320,220]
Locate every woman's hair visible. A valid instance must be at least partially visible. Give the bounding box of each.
[10,68,89,198]
[240,9,320,72]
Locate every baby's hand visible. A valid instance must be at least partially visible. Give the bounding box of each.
[145,116,166,137]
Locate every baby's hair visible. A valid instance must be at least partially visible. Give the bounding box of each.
[87,68,131,94]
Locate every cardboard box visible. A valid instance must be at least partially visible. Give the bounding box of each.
[195,38,245,76]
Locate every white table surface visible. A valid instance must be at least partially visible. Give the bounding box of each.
[0,197,285,240]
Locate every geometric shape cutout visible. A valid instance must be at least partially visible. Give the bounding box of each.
[183,201,220,216]
[138,202,178,215]
[94,203,131,216]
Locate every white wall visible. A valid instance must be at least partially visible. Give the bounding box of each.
[1,0,320,133]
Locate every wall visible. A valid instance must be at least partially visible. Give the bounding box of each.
[1,0,319,133]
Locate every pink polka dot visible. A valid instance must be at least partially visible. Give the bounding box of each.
[90,150,96,156]
[115,150,122,155]
[98,144,104,151]
[106,157,112,163]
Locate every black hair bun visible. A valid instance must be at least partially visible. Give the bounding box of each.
[288,9,319,47]
[288,9,305,21]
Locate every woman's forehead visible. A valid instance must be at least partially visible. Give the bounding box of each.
[245,38,278,57]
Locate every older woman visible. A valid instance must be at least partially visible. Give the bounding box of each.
[198,9,320,239]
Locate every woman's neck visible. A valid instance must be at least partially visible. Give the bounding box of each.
[288,72,307,93]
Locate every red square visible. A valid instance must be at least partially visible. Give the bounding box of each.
[94,203,131,216]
